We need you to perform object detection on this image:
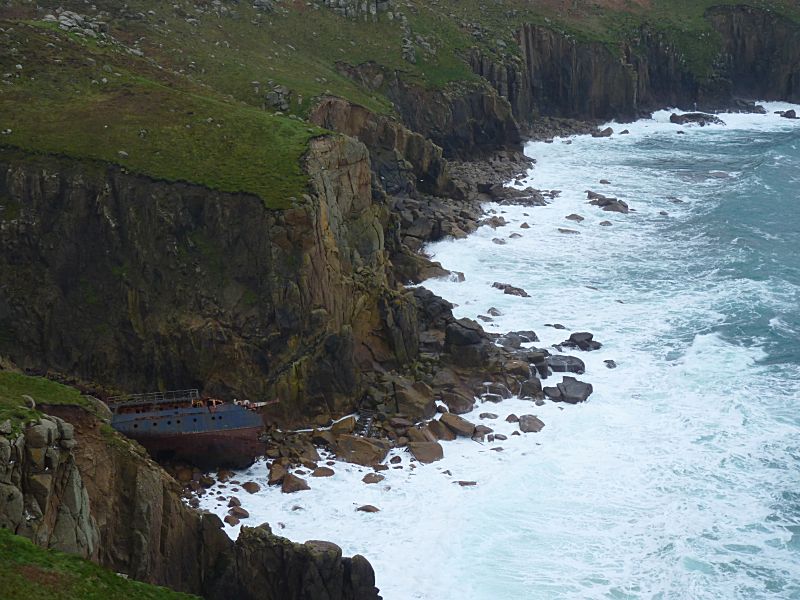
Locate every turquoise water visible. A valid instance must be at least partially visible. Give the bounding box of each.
[203,107,800,599]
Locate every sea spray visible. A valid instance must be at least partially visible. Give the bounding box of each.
[201,104,800,599]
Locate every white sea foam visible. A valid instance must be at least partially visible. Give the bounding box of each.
[200,104,800,599]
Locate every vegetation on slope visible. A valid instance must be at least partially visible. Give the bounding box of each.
[0,528,198,600]
[1,0,798,206]
[0,371,92,433]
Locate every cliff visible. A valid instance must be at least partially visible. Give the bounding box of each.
[0,136,411,424]
[472,6,800,122]
[0,384,379,599]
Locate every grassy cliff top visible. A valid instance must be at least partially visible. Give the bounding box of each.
[0,528,198,600]
[0,371,93,433]
[0,20,321,209]
[1,0,798,204]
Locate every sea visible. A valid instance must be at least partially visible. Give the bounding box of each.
[200,104,800,599]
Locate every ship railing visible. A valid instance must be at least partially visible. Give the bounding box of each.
[106,389,201,411]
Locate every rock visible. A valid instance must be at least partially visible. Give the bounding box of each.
[565,214,584,222]
[439,414,475,437]
[599,179,611,184]
[406,426,436,443]
[484,382,512,399]
[408,441,444,464]
[487,307,502,316]
[604,359,618,369]
[479,413,498,420]
[472,425,494,441]
[362,473,385,484]
[620,130,630,135]
[494,434,508,441]
[0,420,12,435]
[669,112,726,127]
[445,318,483,346]
[780,109,798,119]
[519,415,545,433]
[426,419,456,441]
[311,430,337,449]
[330,415,357,435]
[389,417,414,429]
[228,506,250,519]
[509,233,523,239]
[357,505,380,513]
[548,355,586,374]
[441,391,474,415]
[543,386,562,401]
[556,376,594,404]
[558,228,580,235]
[519,377,543,399]
[457,481,477,487]
[224,515,240,527]
[242,481,261,494]
[228,497,241,508]
[492,282,530,297]
[334,435,389,466]
[505,414,519,423]
[561,332,602,351]
[492,238,507,245]
[599,220,613,226]
[268,462,287,486]
[281,474,310,493]
[592,127,613,138]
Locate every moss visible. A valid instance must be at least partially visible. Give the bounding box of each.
[0,372,94,434]
[0,21,322,209]
[0,528,198,600]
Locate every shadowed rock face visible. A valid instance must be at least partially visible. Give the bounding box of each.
[0,137,411,423]
[1,406,380,599]
[707,5,800,103]
[472,7,800,123]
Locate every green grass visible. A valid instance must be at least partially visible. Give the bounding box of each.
[0,528,198,600]
[1,0,799,208]
[0,372,93,434]
[0,21,321,209]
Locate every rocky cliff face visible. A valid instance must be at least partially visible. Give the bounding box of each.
[473,7,800,123]
[0,413,98,558]
[385,77,521,158]
[0,137,408,423]
[0,407,380,599]
[708,5,800,103]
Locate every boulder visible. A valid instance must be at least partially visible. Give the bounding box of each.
[312,467,335,477]
[492,282,530,297]
[780,109,798,119]
[242,481,261,494]
[604,359,618,369]
[518,415,545,433]
[472,425,494,441]
[426,419,456,441]
[519,377,543,399]
[445,318,483,346]
[281,474,310,493]
[408,441,444,464]
[591,127,613,138]
[669,112,726,126]
[228,506,250,519]
[268,462,287,486]
[362,473,384,484]
[330,415,357,435]
[406,426,437,443]
[357,505,380,513]
[224,515,240,527]
[561,332,602,351]
[441,391,474,415]
[543,386,562,401]
[334,435,389,466]
[556,376,593,404]
[439,414,475,437]
[548,355,586,374]
[505,414,519,423]
[566,214,584,222]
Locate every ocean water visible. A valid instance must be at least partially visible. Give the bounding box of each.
[200,104,800,599]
